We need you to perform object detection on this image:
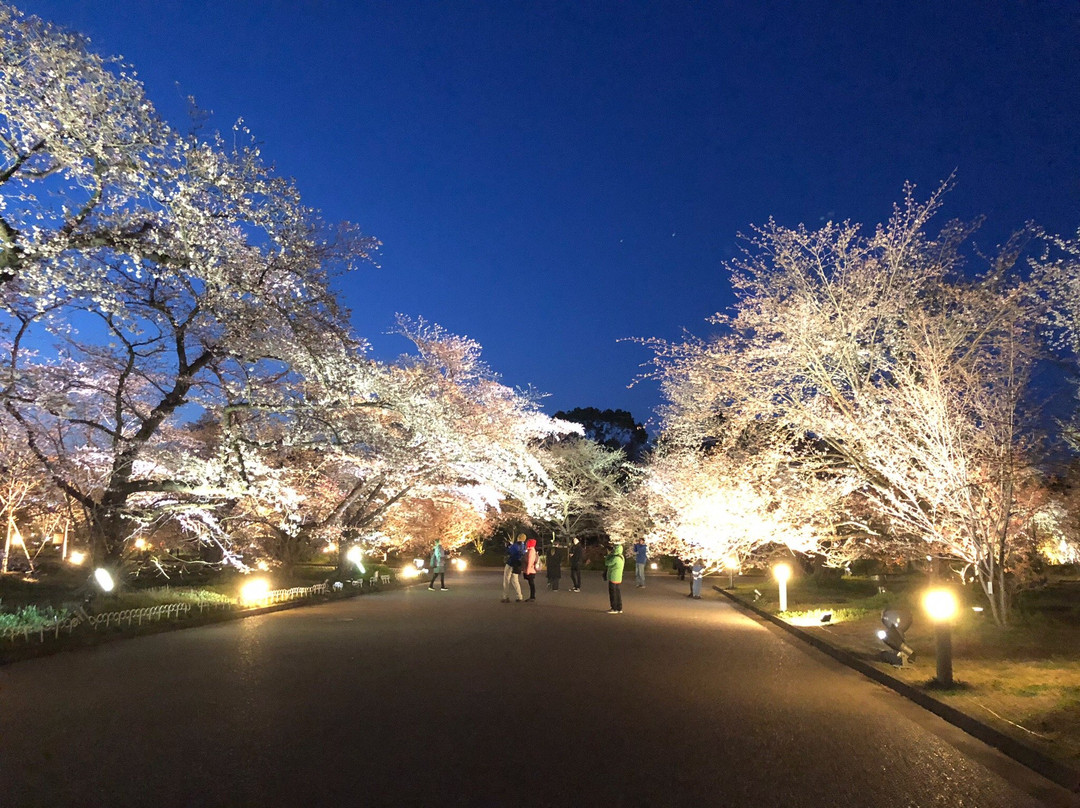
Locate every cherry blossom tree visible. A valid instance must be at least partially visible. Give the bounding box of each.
[217,318,578,574]
[536,437,632,544]
[0,4,375,566]
[648,185,1050,624]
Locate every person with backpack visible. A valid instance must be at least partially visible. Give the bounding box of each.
[502,535,525,602]
[569,537,584,592]
[604,542,625,614]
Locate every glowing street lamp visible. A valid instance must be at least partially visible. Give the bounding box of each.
[773,563,792,612]
[724,556,739,589]
[68,550,87,566]
[924,588,959,687]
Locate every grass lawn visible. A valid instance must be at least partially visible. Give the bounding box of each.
[726,572,1080,768]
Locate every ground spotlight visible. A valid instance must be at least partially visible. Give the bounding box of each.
[820,611,832,624]
[92,567,115,593]
[878,608,915,666]
[346,545,366,574]
[240,577,271,606]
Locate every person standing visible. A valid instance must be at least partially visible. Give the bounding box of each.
[604,542,625,614]
[569,537,584,592]
[545,541,563,591]
[502,535,525,602]
[523,538,539,601]
[690,560,705,599]
[633,538,648,587]
[427,539,447,591]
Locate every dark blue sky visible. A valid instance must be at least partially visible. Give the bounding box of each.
[20,1,1080,427]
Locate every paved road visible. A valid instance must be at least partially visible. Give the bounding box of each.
[1,570,1077,808]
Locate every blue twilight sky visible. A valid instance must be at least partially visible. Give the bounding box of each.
[17,1,1080,428]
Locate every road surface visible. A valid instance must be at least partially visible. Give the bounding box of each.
[1,569,1077,807]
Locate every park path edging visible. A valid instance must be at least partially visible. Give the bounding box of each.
[0,579,424,666]
[713,584,1080,794]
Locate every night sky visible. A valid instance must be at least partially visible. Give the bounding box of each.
[17,1,1080,428]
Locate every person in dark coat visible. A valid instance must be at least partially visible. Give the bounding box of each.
[569,537,584,592]
[546,541,563,591]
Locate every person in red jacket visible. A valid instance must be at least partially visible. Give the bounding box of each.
[523,538,539,601]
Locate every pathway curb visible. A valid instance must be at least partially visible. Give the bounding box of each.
[713,584,1080,794]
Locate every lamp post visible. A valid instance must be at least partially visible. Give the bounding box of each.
[724,556,738,589]
[773,563,792,612]
[924,588,958,687]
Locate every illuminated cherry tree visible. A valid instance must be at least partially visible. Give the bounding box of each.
[648,185,1051,623]
[536,437,632,544]
[0,4,375,566]
[217,318,578,572]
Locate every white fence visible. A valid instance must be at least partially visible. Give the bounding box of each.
[1,577,391,645]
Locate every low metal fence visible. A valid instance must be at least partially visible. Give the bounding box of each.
[1,578,371,645]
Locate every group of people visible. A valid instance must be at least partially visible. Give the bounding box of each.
[434,534,707,609]
[499,536,656,615]
[501,535,589,602]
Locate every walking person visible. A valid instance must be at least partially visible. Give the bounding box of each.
[569,537,584,592]
[523,537,539,601]
[604,542,625,614]
[502,535,525,602]
[427,539,448,591]
[546,540,563,591]
[690,559,704,599]
[633,538,648,587]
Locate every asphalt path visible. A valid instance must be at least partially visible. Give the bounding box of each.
[1,569,1078,808]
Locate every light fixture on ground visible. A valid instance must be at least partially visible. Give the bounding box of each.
[92,567,115,593]
[773,563,792,612]
[923,588,959,686]
[346,545,366,574]
[240,577,270,606]
[877,608,915,666]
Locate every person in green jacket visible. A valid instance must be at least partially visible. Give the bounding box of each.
[604,542,625,614]
[427,539,447,591]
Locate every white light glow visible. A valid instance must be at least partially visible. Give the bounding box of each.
[240,578,271,605]
[923,588,959,622]
[346,546,365,573]
[773,563,792,583]
[93,568,115,592]
[68,550,86,565]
